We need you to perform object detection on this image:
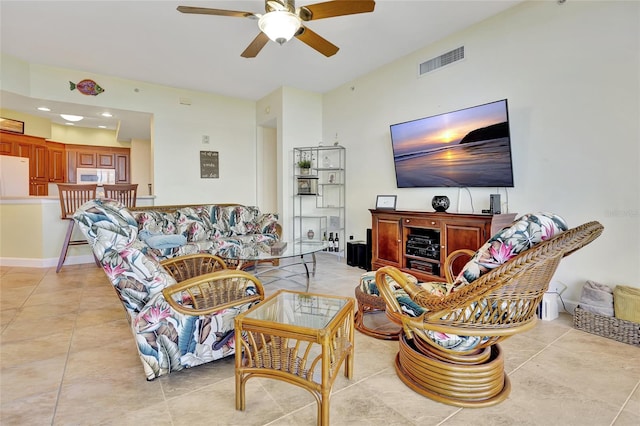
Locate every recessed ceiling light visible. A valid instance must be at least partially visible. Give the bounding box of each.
[101,112,113,117]
[98,125,107,129]
[65,122,75,126]
[60,114,83,122]
[37,106,51,112]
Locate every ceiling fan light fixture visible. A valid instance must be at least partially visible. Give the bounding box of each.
[258,11,301,45]
[60,113,83,122]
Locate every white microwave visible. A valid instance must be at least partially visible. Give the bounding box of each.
[77,168,116,185]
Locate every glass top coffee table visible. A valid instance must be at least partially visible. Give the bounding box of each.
[234,289,354,426]
[218,241,328,291]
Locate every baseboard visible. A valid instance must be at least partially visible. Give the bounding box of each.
[0,255,95,268]
[562,299,579,315]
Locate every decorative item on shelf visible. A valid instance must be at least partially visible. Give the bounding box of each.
[298,159,311,175]
[376,195,397,210]
[307,229,315,240]
[323,155,331,168]
[297,151,313,175]
[431,195,450,212]
[297,177,318,195]
[329,173,335,183]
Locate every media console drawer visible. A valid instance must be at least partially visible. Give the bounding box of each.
[403,217,440,228]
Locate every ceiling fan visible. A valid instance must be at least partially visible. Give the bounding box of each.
[177,0,375,58]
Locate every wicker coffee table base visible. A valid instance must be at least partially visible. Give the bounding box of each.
[395,334,511,408]
[354,285,401,340]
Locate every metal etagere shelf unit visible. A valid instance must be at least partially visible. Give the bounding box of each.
[293,145,346,257]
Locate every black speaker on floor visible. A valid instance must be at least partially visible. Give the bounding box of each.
[347,241,364,267]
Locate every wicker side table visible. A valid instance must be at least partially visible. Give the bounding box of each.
[234,290,354,426]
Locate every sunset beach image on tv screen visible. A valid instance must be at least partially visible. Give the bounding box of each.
[389,99,514,188]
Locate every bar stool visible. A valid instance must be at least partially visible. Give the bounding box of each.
[56,183,98,273]
[103,183,138,208]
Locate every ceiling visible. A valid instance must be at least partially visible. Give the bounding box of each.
[0,0,524,140]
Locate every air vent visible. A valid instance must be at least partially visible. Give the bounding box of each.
[419,46,465,76]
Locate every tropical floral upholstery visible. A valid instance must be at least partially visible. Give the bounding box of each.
[449,212,568,294]
[383,212,569,351]
[130,204,281,262]
[361,270,446,318]
[73,199,264,380]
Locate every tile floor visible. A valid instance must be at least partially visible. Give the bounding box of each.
[1,254,638,425]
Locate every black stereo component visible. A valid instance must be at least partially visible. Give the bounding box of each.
[409,260,440,276]
[406,245,440,259]
[406,234,435,245]
[406,234,440,260]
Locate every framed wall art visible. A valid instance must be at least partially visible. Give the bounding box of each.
[200,151,219,178]
[0,117,24,134]
[376,195,397,210]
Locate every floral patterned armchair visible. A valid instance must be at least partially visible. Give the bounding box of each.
[374,213,603,407]
[73,199,265,380]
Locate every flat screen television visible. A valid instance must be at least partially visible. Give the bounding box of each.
[389,99,514,188]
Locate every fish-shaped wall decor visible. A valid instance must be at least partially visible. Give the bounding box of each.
[69,79,105,96]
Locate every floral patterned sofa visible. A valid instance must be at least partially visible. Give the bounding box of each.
[128,203,281,262]
[73,199,271,380]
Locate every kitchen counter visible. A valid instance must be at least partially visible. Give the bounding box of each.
[0,195,156,267]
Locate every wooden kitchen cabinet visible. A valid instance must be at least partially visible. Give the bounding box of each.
[115,153,130,183]
[370,209,516,282]
[0,139,13,155]
[0,132,49,195]
[98,153,115,168]
[66,145,131,183]
[0,133,132,191]
[66,150,77,183]
[46,142,66,183]
[77,150,97,167]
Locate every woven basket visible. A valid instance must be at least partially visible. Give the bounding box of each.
[574,306,640,347]
[613,286,640,323]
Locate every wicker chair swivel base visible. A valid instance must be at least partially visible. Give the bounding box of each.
[375,220,603,408]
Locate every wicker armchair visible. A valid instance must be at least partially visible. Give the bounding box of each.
[161,253,228,282]
[162,269,264,316]
[375,220,603,407]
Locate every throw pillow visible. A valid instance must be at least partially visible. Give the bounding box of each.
[449,212,568,294]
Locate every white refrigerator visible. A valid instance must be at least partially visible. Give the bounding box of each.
[0,155,30,197]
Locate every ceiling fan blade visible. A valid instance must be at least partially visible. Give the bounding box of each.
[299,0,375,21]
[295,26,339,57]
[177,6,256,19]
[241,32,270,58]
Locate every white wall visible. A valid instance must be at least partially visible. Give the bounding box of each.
[131,139,151,195]
[322,0,639,302]
[257,87,323,240]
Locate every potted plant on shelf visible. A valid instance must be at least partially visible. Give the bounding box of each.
[298,158,312,175]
